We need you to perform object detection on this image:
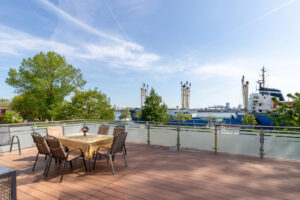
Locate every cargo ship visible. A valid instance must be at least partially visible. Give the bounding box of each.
[131,67,291,126]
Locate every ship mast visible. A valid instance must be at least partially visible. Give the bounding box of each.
[258,66,266,89]
[181,81,191,110]
[141,83,148,108]
[241,75,249,110]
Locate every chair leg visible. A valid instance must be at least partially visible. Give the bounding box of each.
[17,137,21,155]
[60,160,68,183]
[93,153,98,170]
[122,151,128,168]
[108,154,115,175]
[123,144,127,155]
[32,153,39,172]
[45,155,47,160]
[44,156,51,176]
[69,161,73,169]
[9,136,15,152]
[45,156,53,177]
[82,154,88,172]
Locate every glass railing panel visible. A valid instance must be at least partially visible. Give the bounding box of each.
[148,126,177,146]
[264,132,300,160]
[180,127,214,151]
[125,123,147,143]
[218,133,260,156]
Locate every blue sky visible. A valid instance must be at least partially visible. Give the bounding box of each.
[1,0,300,108]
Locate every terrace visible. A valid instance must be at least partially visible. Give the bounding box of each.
[1,121,300,199]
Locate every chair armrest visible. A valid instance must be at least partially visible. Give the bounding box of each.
[96,147,110,154]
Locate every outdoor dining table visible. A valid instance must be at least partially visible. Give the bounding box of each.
[57,134,114,171]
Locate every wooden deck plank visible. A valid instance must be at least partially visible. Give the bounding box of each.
[1,143,300,200]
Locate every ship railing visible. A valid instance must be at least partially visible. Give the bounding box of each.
[1,119,300,161]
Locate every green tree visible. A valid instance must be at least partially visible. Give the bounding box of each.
[133,110,141,120]
[0,111,22,124]
[6,51,86,120]
[141,88,169,122]
[174,113,192,122]
[119,109,131,122]
[0,98,10,108]
[67,88,115,120]
[242,113,257,125]
[269,93,300,126]
[10,94,40,120]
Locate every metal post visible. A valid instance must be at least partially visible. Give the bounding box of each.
[11,170,16,200]
[177,124,180,151]
[214,125,218,154]
[147,122,150,145]
[31,124,35,133]
[259,128,264,159]
[62,123,65,136]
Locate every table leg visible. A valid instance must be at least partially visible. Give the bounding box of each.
[88,158,91,172]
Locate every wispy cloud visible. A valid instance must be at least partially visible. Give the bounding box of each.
[35,0,141,50]
[0,23,161,70]
[0,24,78,56]
[230,0,297,34]
[0,0,158,70]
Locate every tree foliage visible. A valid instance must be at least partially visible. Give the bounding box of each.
[119,109,131,121]
[10,94,40,120]
[6,51,86,120]
[173,113,192,122]
[133,110,141,119]
[65,88,115,120]
[269,93,300,126]
[0,111,22,124]
[242,113,257,125]
[0,98,10,108]
[141,88,169,122]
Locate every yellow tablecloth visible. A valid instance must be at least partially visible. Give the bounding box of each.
[57,134,114,158]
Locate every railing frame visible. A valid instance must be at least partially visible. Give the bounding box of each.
[2,119,300,160]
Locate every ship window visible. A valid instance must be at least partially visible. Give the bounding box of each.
[254,96,259,99]
[259,110,262,113]
[259,103,263,106]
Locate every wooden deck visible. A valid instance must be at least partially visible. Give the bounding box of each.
[1,143,300,200]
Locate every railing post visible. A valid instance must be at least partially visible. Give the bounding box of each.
[62,123,65,136]
[31,123,36,133]
[214,125,218,154]
[147,122,150,145]
[259,128,265,159]
[177,124,180,151]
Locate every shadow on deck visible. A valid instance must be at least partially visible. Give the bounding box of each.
[1,143,300,200]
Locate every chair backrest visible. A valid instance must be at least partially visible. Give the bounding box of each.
[113,127,125,136]
[31,132,50,155]
[110,132,127,154]
[47,126,63,137]
[45,136,67,159]
[0,127,11,146]
[97,125,109,135]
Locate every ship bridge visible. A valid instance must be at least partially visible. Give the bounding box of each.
[259,87,285,101]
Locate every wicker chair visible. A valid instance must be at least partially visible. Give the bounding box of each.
[31,132,51,175]
[93,132,128,174]
[112,126,125,136]
[97,125,109,135]
[113,126,127,155]
[46,126,63,137]
[45,136,87,182]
